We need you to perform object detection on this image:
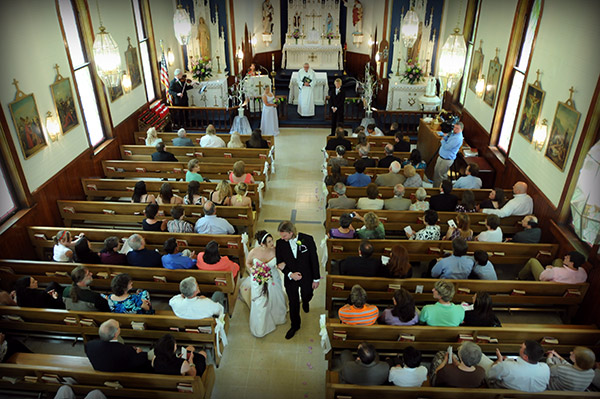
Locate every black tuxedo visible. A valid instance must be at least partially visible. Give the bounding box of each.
[276,233,320,330]
[85,340,151,372]
[168,78,195,107]
[329,87,346,135]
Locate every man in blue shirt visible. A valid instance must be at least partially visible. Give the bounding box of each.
[433,121,464,187]
[453,162,483,189]
[346,159,371,187]
[161,237,196,269]
[194,201,235,234]
[126,234,162,268]
[430,237,473,279]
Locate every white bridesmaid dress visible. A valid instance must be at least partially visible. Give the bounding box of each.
[260,94,280,136]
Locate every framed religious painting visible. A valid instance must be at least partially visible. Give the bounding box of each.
[108,82,124,102]
[9,90,47,159]
[517,82,545,142]
[50,76,79,135]
[483,50,502,107]
[545,97,581,171]
[468,42,484,93]
[125,40,142,89]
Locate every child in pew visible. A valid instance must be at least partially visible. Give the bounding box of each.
[388,346,428,387]
[167,206,193,233]
[475,214,503,242]
[152,333,207,377]
[470,250,498,280]
[52,230,83,262]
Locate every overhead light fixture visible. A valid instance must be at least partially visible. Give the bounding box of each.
[173,4,192,46]
[401,8,420,48]
[532,119,548,151]
[438,28,467,91]
[167,48,175,66]
[45,111,60,142]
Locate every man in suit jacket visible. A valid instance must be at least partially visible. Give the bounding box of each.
[358,146,376,168]
[172,128,194,146]
[340,342,389,385]
[276,221,320,339]
[375,161,406,187]
[339,240,383,277]
[384,184,411,211]
[85,319,151,372]
[151,142,179,162]
[430,180,459,212]
[327,182,357,209]
[326,127,352,151]
[377,144,402,169]
[168,69,195,106]
[329,78,345,136]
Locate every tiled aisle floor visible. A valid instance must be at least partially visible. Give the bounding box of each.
[211,127,330,399]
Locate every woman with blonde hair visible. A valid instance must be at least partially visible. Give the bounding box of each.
[209,180,232,206]
[444,213,474,241]
[156,182,183,205]
[229,160,255,184]
[185,159,204,182]
[354,211,385,239]
[230,182,252,207]
[227,131,245,149]
[403,164,423,188]
[145,127,162,146]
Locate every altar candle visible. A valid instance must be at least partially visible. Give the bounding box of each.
[272,54,275,71]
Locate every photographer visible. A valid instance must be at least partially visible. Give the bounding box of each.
[433,121,464,188]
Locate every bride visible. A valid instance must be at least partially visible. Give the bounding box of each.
[240,230,287,337]
[260,85,279,136]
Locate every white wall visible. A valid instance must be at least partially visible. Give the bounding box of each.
[462,0,518,132]
[346,0,387,55]
[508,0,600,206]
[0,1,89,192]
[90,0,147,126]
[150,0,183,76]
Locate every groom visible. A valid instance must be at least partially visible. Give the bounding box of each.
[276,221,320,339]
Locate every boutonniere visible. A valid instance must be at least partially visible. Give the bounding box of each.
[296,240,302,246]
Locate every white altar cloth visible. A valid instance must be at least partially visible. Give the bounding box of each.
[386,80,427,111]
[288,71,328,106]
[187,78,228,108]
[282,42,342,70]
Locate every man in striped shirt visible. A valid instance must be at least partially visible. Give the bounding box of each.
[338,285,378,325]
[546,347,596,391]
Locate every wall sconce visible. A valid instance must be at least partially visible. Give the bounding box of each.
[45,111,60,142]
[368,36,374,47]
[532,119,548,151]
[352,33,363,46]
[251,34,257,47]
[122,73,132,93]
[237,47,244,74]
[167,48,175,66]
[262,33,272,47]
[475,75,485,97]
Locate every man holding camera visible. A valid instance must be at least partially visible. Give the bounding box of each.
[433,121,464,188]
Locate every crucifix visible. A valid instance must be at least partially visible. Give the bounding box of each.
[305,10,321,30]
[12,79,20,92]
[255,80,264,96]
[308,53,318,63]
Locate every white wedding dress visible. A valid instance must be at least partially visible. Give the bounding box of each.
[260,94,280,136]
[245,257,287,338]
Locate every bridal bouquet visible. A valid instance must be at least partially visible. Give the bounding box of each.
[252,261,274,300]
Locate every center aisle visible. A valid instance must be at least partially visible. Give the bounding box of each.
[212,127,329,399]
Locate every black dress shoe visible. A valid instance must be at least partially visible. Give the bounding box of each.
[285,327,298,340]
[302,302,310,313]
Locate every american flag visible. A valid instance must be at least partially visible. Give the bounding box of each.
[160,51,172,105]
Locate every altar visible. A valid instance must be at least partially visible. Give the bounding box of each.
[282,42,342,70]
[187,78,228,108]
[244,75,272,112]
[288,71,328,106]
[386,81,428,111]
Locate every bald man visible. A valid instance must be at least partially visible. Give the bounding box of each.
[85,319,150,372]
[507,215,541,243]
[483,181,533,218]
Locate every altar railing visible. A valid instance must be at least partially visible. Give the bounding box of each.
[169,106,238,132]
[373,110,438,135]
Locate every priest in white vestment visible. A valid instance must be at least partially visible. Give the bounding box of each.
[296,63,316,117]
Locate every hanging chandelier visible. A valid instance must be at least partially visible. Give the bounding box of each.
[438,28,467,91]
[93,24,122,88]
[400,8,420,48]
[173,5,192,46]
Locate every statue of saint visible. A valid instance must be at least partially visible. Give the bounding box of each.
[262,0,274,34]
[197,17,211,59]
[326,13,334,34]
[293,12,301,29]
[352,0,363,34]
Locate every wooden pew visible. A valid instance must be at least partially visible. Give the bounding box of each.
[325,275,588,317]
[326,185,513,203]
[0,306,227,367]
[328,166,425,180]
[102,160,269,183]
[325,318,600,355]
[325,150,411,163]
[81,178,261,210]
[120,145,274,165]
[0,353,214,398]
[26,227,246,271]
[0,259,238,316]
[132,131,274,149]
[325,208,523,235]
[326,370,600,399]
[325,238,559,270]
[57,200,256,239]
[326,132,422,149]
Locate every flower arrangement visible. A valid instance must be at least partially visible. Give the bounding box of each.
[401,59,423,84]
[191,56,213,82]
[273,97,286,105]
[325,32,335,39]
[252,261,274,299]
[291,29,301,39]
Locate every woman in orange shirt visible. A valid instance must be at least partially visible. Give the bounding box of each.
[196,240,240,278]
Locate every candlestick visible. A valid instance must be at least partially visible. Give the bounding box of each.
[271,54,275,71]
[396,58,401,76]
